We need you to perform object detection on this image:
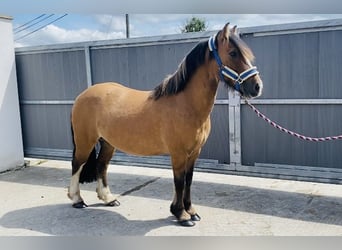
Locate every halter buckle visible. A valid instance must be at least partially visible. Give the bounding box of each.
[236,77,244,85]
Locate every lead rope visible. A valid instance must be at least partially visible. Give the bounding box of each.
[244,98,342,142]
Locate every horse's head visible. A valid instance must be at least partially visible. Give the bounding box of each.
[209,23,263,98]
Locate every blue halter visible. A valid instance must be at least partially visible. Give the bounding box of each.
[208,34,259,92]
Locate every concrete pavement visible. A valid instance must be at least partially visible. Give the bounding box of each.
[1,158,342,236]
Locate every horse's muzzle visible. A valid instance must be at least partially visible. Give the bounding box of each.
[240,80,263,98]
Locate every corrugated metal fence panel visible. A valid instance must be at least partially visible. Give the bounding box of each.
[91,47,130,86]
[200,104,230,163]
[243,32,320,99]
[16,50,87,100]
[241,104,342,169]
[16,50,88,152]
[244,29,342,99]
[91,43,189,89]
[319,30,342,98]
[20,104,74,150]
[239,28,342,169]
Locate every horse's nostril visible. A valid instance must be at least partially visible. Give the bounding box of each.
[255,83,260,92]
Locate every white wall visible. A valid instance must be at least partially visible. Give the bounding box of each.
[0,16,24,171]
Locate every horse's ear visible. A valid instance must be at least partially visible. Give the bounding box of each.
[220,22,230,40]
[231,25,238,35]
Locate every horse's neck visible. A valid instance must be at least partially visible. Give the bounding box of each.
[184,66,219,121]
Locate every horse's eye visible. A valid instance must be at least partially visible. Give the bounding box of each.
[229,51,237,58]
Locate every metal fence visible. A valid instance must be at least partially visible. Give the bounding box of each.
[16,19,342,183]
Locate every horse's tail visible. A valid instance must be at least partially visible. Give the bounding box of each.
[71,120,98,184]
[79,147,97,183]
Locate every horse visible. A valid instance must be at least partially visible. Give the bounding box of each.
[68,23,263,227]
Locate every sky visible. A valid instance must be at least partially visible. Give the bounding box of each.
[11,14,342,47]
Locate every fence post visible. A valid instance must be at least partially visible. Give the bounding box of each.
[84,46,92,88]
[228,89,242,168]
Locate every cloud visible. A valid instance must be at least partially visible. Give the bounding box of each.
[129,14,189,37]
[94,14,127,32]
[15,23,125,47]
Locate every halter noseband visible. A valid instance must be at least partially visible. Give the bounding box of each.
[208,34,259,92]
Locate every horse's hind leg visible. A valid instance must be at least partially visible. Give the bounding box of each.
[96,139,120,206]
[68,147,96,208]
[68,127,98,208]
[68,162,87,208]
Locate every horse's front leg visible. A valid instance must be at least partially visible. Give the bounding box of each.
[170,155,197,227]
[183,159,201,222]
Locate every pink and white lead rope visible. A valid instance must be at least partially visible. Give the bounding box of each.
[244,99,342,142]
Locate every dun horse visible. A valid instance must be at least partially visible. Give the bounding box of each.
[68,23,263,227]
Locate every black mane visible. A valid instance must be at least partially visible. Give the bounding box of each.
[150,40,209,100]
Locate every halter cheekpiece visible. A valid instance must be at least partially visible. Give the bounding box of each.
[208,34,259,92]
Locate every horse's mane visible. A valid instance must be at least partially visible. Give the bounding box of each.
[150,32,254,100]
[150,40,209,100]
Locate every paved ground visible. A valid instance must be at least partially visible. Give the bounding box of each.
[0,158,342,236]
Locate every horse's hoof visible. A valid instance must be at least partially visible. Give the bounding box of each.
[179,220,195,227]
[106,200,120,207]
[191,213,201,221]
[72,201,88,208]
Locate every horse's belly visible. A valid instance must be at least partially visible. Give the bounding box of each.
[109,138,167,156]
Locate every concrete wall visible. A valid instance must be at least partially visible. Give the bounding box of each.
[0,16,24,171]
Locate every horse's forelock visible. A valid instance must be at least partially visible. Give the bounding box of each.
[229,33,255,63]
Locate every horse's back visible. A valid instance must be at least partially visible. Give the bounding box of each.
[74,82,150,111]
[75,82,143,101]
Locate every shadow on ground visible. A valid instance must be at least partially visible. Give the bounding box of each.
[0,203,173,236]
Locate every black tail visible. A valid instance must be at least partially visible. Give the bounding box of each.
[71,121,98,184]
[79,148,97,183]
